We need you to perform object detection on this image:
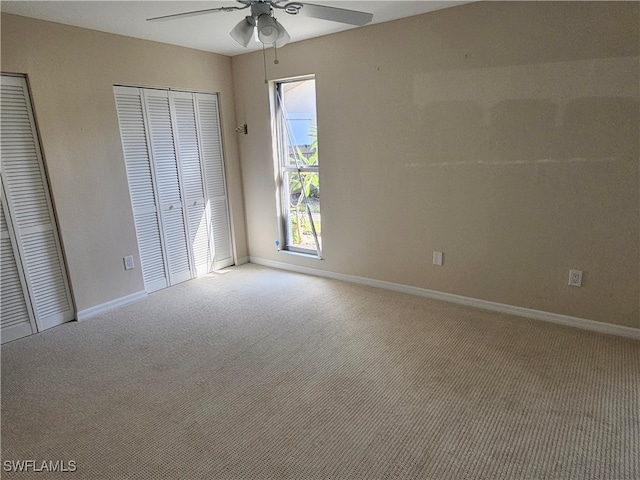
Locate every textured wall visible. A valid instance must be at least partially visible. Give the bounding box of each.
[232,1,639,327]
[1,13,248,312]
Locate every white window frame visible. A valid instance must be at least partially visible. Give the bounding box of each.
[271,75,321,257]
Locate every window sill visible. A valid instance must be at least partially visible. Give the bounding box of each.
[278,249,323,261]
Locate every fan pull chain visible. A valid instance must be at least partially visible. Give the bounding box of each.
[274,43,280,65]
[262,43,268,84]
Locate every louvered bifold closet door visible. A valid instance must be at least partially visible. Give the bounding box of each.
[194,93,233,270]
[114,86,168,292]
[170,91,211,277]
[0,75,74,338]
[0,183,37,343]
[142,89,192,286]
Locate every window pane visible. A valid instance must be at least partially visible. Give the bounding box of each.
[288,142,318,168]
[285,171,321,251]
[282,80,318,168]
[276,77,321,256]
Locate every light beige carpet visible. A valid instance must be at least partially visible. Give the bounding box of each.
[1,264,638,479]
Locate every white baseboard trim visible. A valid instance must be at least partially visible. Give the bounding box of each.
[236,256,250,266]
[249,257,640,340]
[76,290,148,321]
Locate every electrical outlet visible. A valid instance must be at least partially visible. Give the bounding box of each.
[568,269,582,287]
[124,255,135,271]
[433,251,443,266]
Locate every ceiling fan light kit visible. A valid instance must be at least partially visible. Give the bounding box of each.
[147,0,373,49]
[230,16,256,47]
[258,14,280,43]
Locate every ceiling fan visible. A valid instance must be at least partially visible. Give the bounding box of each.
[147,0,374,48]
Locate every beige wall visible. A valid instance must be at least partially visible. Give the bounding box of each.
[232,1,639,328]
[1,14,248,312]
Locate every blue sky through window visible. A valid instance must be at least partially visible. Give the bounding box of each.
[286,113,313,146]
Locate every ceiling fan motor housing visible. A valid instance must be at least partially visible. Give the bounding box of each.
[250,2,271,18]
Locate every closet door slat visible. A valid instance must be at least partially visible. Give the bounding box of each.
[171,91,210,276]
[195,93,233,270]
[0,75,74,341]
[143,89,192,286]
[0,191,36,343]
[114,86,168,292]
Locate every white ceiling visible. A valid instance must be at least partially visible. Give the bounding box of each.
[0,1,468,56]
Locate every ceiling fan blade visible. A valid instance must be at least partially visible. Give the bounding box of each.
[147,5,248,22]
[295,3,373,26]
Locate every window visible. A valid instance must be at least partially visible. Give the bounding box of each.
[273,77,321,256]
